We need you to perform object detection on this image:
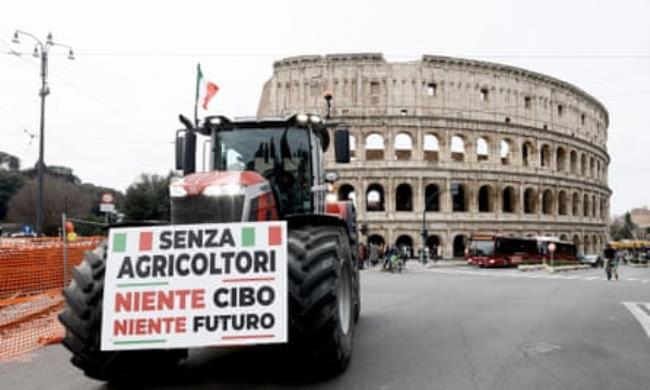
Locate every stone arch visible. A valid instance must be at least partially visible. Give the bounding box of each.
[500,139,513,165]
[580,153,587,176]
[522,141,535,167]
[583,193,590,217]
[452,183,467,212]
[559,233,568,241]
[572,192,580,216]
[542,189,554,215]
[394,132,413,160]
[451,135,466,162]
[476,137,490,161]
[592,194,597,218]
[524,188,538,214]
[596,159,601,180]
[425,183,441,211]
[573,234,582,255]
[592,234,599,254]
[502,186,517,213]
[570,150,578,174]
[337,183,356,204]
[589,156,595,178]
[453,234,467,258]
[426,235,440,251]
[584,234,591,254]
[558,190,568,215]
[365,133,385,160]
[540,144,551,168]
[395,183,413,211]
[478,185,494,212]
[556,147,567,172]
[366,183,385,211]
[423,133,440,162]
[368,234,385,247]
[395,234,414,250]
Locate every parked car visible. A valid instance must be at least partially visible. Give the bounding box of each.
[579,254,603,268]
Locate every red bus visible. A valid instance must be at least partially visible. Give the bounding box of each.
[466,235,539,267]
[535,237,577,263]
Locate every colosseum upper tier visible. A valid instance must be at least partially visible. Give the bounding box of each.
[257,53,611,258]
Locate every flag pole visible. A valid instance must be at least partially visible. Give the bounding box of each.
[194,63,200,127]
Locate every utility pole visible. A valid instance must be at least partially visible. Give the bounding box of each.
[12,30,74,235]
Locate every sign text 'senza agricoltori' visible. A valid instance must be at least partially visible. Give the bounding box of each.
[100,222,288,351]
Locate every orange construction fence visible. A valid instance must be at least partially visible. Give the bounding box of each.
[0,236,104,360]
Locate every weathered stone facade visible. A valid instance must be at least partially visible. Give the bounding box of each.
[257,53,611,258]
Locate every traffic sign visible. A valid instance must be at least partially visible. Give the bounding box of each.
[101,192,115,204]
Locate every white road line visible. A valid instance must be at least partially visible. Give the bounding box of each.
[625,278,639,282]
[622,302,650,339]
[584,276,600,281]
[642,280,649,284]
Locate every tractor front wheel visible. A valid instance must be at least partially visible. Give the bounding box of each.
[59,244,186,383]
[287,225,357,374]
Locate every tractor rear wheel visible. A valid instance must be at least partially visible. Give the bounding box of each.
[59,243,186,382]
[287,225,356,374]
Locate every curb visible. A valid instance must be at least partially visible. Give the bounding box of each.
[518,264,591,273]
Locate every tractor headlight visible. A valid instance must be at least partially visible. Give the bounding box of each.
[296,113,309,125]
[203,184,244,197]
[169,185,187,198]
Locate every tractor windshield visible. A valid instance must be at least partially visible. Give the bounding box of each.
[213,126,313,215]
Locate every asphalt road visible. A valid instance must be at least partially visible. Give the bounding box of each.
[2,263,649,390]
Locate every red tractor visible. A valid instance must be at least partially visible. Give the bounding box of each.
[59,110,360,381]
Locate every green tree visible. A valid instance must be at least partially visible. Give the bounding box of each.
[122,173,171,221]
[7,175,93,235]
[0,152,24,221]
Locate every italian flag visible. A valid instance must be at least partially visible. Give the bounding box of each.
[196,64,219,110]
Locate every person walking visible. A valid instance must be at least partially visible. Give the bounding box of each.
[603,244,619,281]
[369,244,379,267]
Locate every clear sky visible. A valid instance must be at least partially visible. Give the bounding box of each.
[1,0,648,215]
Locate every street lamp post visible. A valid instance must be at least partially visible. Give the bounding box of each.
[12,30,74,235]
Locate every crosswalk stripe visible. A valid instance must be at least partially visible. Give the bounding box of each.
[622,302,650,339]
[424,268,647,284]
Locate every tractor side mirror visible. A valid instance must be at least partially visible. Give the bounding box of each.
[183,130,197,175]
[175,132,185,170]
[334,129,350,164]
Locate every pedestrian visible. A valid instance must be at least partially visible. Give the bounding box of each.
[369,244,379,267]
[603,244,619,281]
[359,243,367,269]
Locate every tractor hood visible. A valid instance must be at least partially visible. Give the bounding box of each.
[170,171,267,197]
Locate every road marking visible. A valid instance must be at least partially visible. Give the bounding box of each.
[622,302,650,339]
[425,268,649,285]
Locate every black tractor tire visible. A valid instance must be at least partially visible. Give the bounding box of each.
[59,243,187,383]
[287,225,357,375]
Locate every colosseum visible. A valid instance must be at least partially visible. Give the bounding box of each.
[257,53,611,258]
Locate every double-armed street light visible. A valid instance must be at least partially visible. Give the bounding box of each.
[12,30,74,235]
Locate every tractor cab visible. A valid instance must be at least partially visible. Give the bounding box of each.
[172,114,350,224]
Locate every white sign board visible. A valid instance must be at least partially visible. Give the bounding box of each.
[100,203,116,213]
[100,222,288,351]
